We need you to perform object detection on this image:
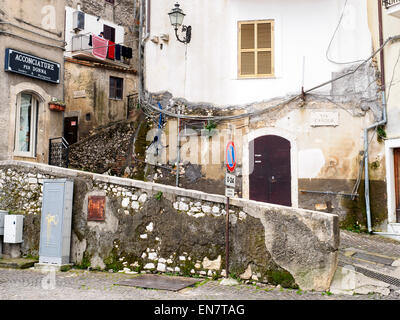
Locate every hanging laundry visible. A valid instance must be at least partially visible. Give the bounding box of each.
[121,46,133,59]
[92,34,108,60]
[121,46,128,58]
[107,41,115,60]
[126,47,133,59]
[115,44,121,60]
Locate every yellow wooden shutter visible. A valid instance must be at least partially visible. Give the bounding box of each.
[239,20,274,78]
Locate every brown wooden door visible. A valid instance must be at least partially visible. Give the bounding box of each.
[394,148,400,222]
[64,117,78,145]
[249,135,291,206]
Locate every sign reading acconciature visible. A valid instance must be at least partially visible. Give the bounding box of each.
[4,48,60,84]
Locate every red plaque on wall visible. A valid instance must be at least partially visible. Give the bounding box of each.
[88,196,105,221]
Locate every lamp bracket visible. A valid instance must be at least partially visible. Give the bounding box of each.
[175,25,191,44]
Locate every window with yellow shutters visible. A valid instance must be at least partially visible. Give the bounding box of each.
[238,20,274,78]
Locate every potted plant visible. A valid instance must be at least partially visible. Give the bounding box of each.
[49,99,66,111]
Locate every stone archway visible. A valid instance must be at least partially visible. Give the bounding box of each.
[242,127,298,208]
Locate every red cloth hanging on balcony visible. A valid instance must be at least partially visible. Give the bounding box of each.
[92,34,108,60]
[107,41,115,60]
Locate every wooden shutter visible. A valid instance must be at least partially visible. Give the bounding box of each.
[239,20,274,78]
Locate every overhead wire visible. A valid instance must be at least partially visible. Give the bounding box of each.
[142,35,400,122]
[325,0,366,65]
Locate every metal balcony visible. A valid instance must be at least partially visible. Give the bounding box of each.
[384,0,400,8]
[71,34,130,66]
[383,0,400,18]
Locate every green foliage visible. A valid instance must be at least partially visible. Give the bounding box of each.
[296,289,303,295]
[204,121,217,137]
[377,126,387,142]
[75,252,91,270]
[346,222,362,233]
[155,191,163,201]
[266,270,298,289]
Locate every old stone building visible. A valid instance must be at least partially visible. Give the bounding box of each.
[63,0,139,144]
[369,0,400,239]
[141,0,387,233]
[0,0,66,164]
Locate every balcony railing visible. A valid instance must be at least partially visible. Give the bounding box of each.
[71,33,130,66]
[72,33,92,52]
[49,137,69,168]
[384,0,400,8]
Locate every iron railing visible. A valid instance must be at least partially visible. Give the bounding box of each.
[49,137,69,168]
[71,33,92,52]
[383,0,400,8]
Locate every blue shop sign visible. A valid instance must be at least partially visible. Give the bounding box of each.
[4,48,60,84]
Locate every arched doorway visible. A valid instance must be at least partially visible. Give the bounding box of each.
[249,135,291,206]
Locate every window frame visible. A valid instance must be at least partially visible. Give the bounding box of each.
[109,76,124,100]
[103,24,116,42]
[14,92,39,158]
[238,19,275,79]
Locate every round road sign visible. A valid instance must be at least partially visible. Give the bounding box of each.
[226,141,237,172]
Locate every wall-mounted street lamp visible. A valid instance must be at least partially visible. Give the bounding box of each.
[168,2,191,44]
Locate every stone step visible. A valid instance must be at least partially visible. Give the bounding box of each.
[0,258,38,269]
[337,260,400,287]
[341,247,400,267]
[338,248,400,289]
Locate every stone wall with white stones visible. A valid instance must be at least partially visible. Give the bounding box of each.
[0,160,339,291]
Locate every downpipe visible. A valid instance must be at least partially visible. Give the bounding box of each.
[365,0,387,235]
[364,91,387,234]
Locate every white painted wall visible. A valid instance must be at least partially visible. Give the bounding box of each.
[145,0,372,106]
[64,6,124,57]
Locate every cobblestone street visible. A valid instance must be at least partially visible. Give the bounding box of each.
[2,230,400,301]
[0,266,398,301]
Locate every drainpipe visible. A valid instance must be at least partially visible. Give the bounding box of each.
[138,0,143,105]
[364,92,387,233]
[365,0,387,234]
[138,0,150,105]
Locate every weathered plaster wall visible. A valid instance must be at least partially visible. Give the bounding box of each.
[0,0,65,163]
[145,0,372,105]
[64,60,138,141]
[0,161,339,291]
[145,74,387,230]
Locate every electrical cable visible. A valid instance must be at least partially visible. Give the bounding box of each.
[325,0,366,65]
[386,46,400,105]
[64,38,137,53]
[142,35,400,122]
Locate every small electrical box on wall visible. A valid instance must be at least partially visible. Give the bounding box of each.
[4,215,24,243]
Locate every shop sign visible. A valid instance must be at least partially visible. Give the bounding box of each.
[4,48,60,84]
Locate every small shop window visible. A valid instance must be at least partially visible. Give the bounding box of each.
[109,76,123,100]
[14,93,38,157]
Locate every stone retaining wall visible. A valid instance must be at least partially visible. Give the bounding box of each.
[0,161,339,291]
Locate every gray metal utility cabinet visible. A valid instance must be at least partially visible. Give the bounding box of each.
[38,179,74,266]
[0,210,8,236]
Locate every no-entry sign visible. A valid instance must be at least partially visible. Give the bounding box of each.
[226,141,236,172]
